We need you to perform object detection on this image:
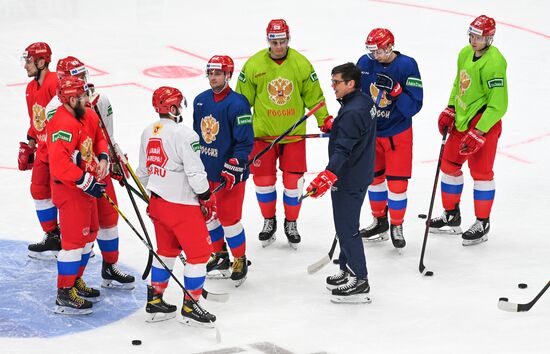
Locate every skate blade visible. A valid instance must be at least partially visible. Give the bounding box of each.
[233,276,247,288]
[462,235,488,246]
[429,226,462,235]
[146,311,176,323]
[28,250,58,260]
[101,279,135,290]
[54,305,93,315]
[362,232,389,243]
[178,316,215,329]
[80,296,100,303]
[288,241,299,250]
[330,294,372,304]
[206,270,231,279]
[261,235,276,248]
[394,247,404,255]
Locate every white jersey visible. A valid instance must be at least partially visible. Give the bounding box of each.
[136,118,209,205]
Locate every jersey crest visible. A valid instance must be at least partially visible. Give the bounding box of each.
[369,83,391,108]
[80,136,97,173]
[459,70,471,96]
[152,123,163,135]
[32,103,47,132]
[200,115,219,144]
[267,77,293,106]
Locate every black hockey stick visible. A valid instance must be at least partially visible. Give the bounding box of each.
[498,281,550,312]
[418,127,448,277]
[307,235,338,274]
[212,101,326,194]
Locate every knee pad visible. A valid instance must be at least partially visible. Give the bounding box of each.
[441,159,462,176]
[253,175,276,187]
[282,172,304,189]
[372,175,386,186]
[30,183,51,200]
[387,179,408,194]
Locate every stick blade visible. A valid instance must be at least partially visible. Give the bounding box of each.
[202,289,230,303]
[497,300,519,312]
[307,255,330,274]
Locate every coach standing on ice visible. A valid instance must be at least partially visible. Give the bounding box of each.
[306,63,376,304]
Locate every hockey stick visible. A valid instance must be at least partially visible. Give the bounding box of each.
[418,127,448,277]
[307,235,338,274]
[212,101,326,194]
[254,133,330,141]
[498,281,550,312]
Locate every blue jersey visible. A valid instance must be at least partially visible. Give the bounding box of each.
[356,52,423,137]
[193,88,254,182]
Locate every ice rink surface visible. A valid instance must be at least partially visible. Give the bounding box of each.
[0,0,549,353]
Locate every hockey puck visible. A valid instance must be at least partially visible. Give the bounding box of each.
[418,214,427,219]
[132,340,142,346]
[499,297,509,302]
[332,259,339,264]
[518,283,528,289]
[425,271,434,276]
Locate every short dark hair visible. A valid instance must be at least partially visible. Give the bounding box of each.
[331,62,361,89]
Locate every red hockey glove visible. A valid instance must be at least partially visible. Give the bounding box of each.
[198,190,217,222]
[375,73,402,98]
[438,107,455,135]
[306,170,338,199]
[220,158,245,190]
[459,129,486,156]
[18,142,36,171]
[319,115,334,133]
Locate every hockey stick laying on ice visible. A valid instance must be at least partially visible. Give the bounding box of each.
[498,280,550,312]
[307,236,338,274]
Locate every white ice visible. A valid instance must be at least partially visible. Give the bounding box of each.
[0,0,549,353]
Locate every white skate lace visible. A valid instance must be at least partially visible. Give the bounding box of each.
[329,269,346,281]
[110,264,128,277]
[466,220,484,234]
[338,277,357,290]
[285,221,298,235]
[392,225,404,240]
[365,218,381,231]
[262,219,274,233]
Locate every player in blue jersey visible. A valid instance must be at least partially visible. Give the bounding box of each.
[356,28,423,250]
[193,55,254,287]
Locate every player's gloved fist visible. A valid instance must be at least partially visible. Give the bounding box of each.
[220,158,246,190]
[198,190,217,222]
[319,115,334,133]
[18,142,36,171]
[459,129,486,156]
[76,172,106,198]
[375,73,402,98]
[438,107,455,135]
[306,170,338,199]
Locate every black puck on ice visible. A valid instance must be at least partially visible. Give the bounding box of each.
[132,340,142,346]
[425,271,434,276]
[333,259,339,264]
[499,297,509,302]
[418,214,427,219]
[518,283,528,289]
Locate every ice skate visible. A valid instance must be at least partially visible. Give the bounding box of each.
[331,276,372,304]
[206,245,231,279]
[326,269,349,291]
[145,285,177,322]
[74,277,101,303]
[462,218,490,246]
[259,217,277,247]
[179,298,216,328]
[101,261,136,290]
[390,224,406,252]
[284,219,301,250]
[28,226,61,260]
[429,205,462,235]
[54,287,93,315]
[230,255,248,287]
[359,214,389,242]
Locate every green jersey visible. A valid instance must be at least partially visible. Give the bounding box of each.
[448,45,508,133]
[236,48,330,141]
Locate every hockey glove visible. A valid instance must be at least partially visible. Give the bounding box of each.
[198,190,217,222]
[459,129,486,156]
[319,115,334,133]
[18,142,36,171]
[76,172,106,198]
[306,170,338,199]
[438,107,455,135]
[220,158,246,190]
[375,73,402,98]
[71,150,82,167]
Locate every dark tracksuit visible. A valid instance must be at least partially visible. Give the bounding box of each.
[326,90,376,279]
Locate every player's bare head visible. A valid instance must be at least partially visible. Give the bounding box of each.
[331,62,361,99]
[266,19,290,59]
[366,28,394,63]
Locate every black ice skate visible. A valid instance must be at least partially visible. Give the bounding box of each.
[326,269,349,291]
[462,218,490,246]
[331,276,372,304]
[259,217,277,247]
[230,255,248,287]
[206,245,231,279]
[54,287,93,315]
[101,261,136,290]
[179,298,216,328]
[145,285,177,323]
[28,226,61,260]
[390,224,406,250]
[74,277,100,303]
[429,204,462,235]
[284,219,301,249]
[359,214,389,242]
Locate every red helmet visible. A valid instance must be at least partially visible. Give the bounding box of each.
[56,56,88,80]
[266,19,290,40]
[57,76,89,105]
[152,86,186,114]
[23,42,52,63]
[365,28,395,51]
[469,15,496,36]
[206,55,235,77]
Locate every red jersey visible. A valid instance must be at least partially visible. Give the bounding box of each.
[47,105,109,187]
[25,71,58,163]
